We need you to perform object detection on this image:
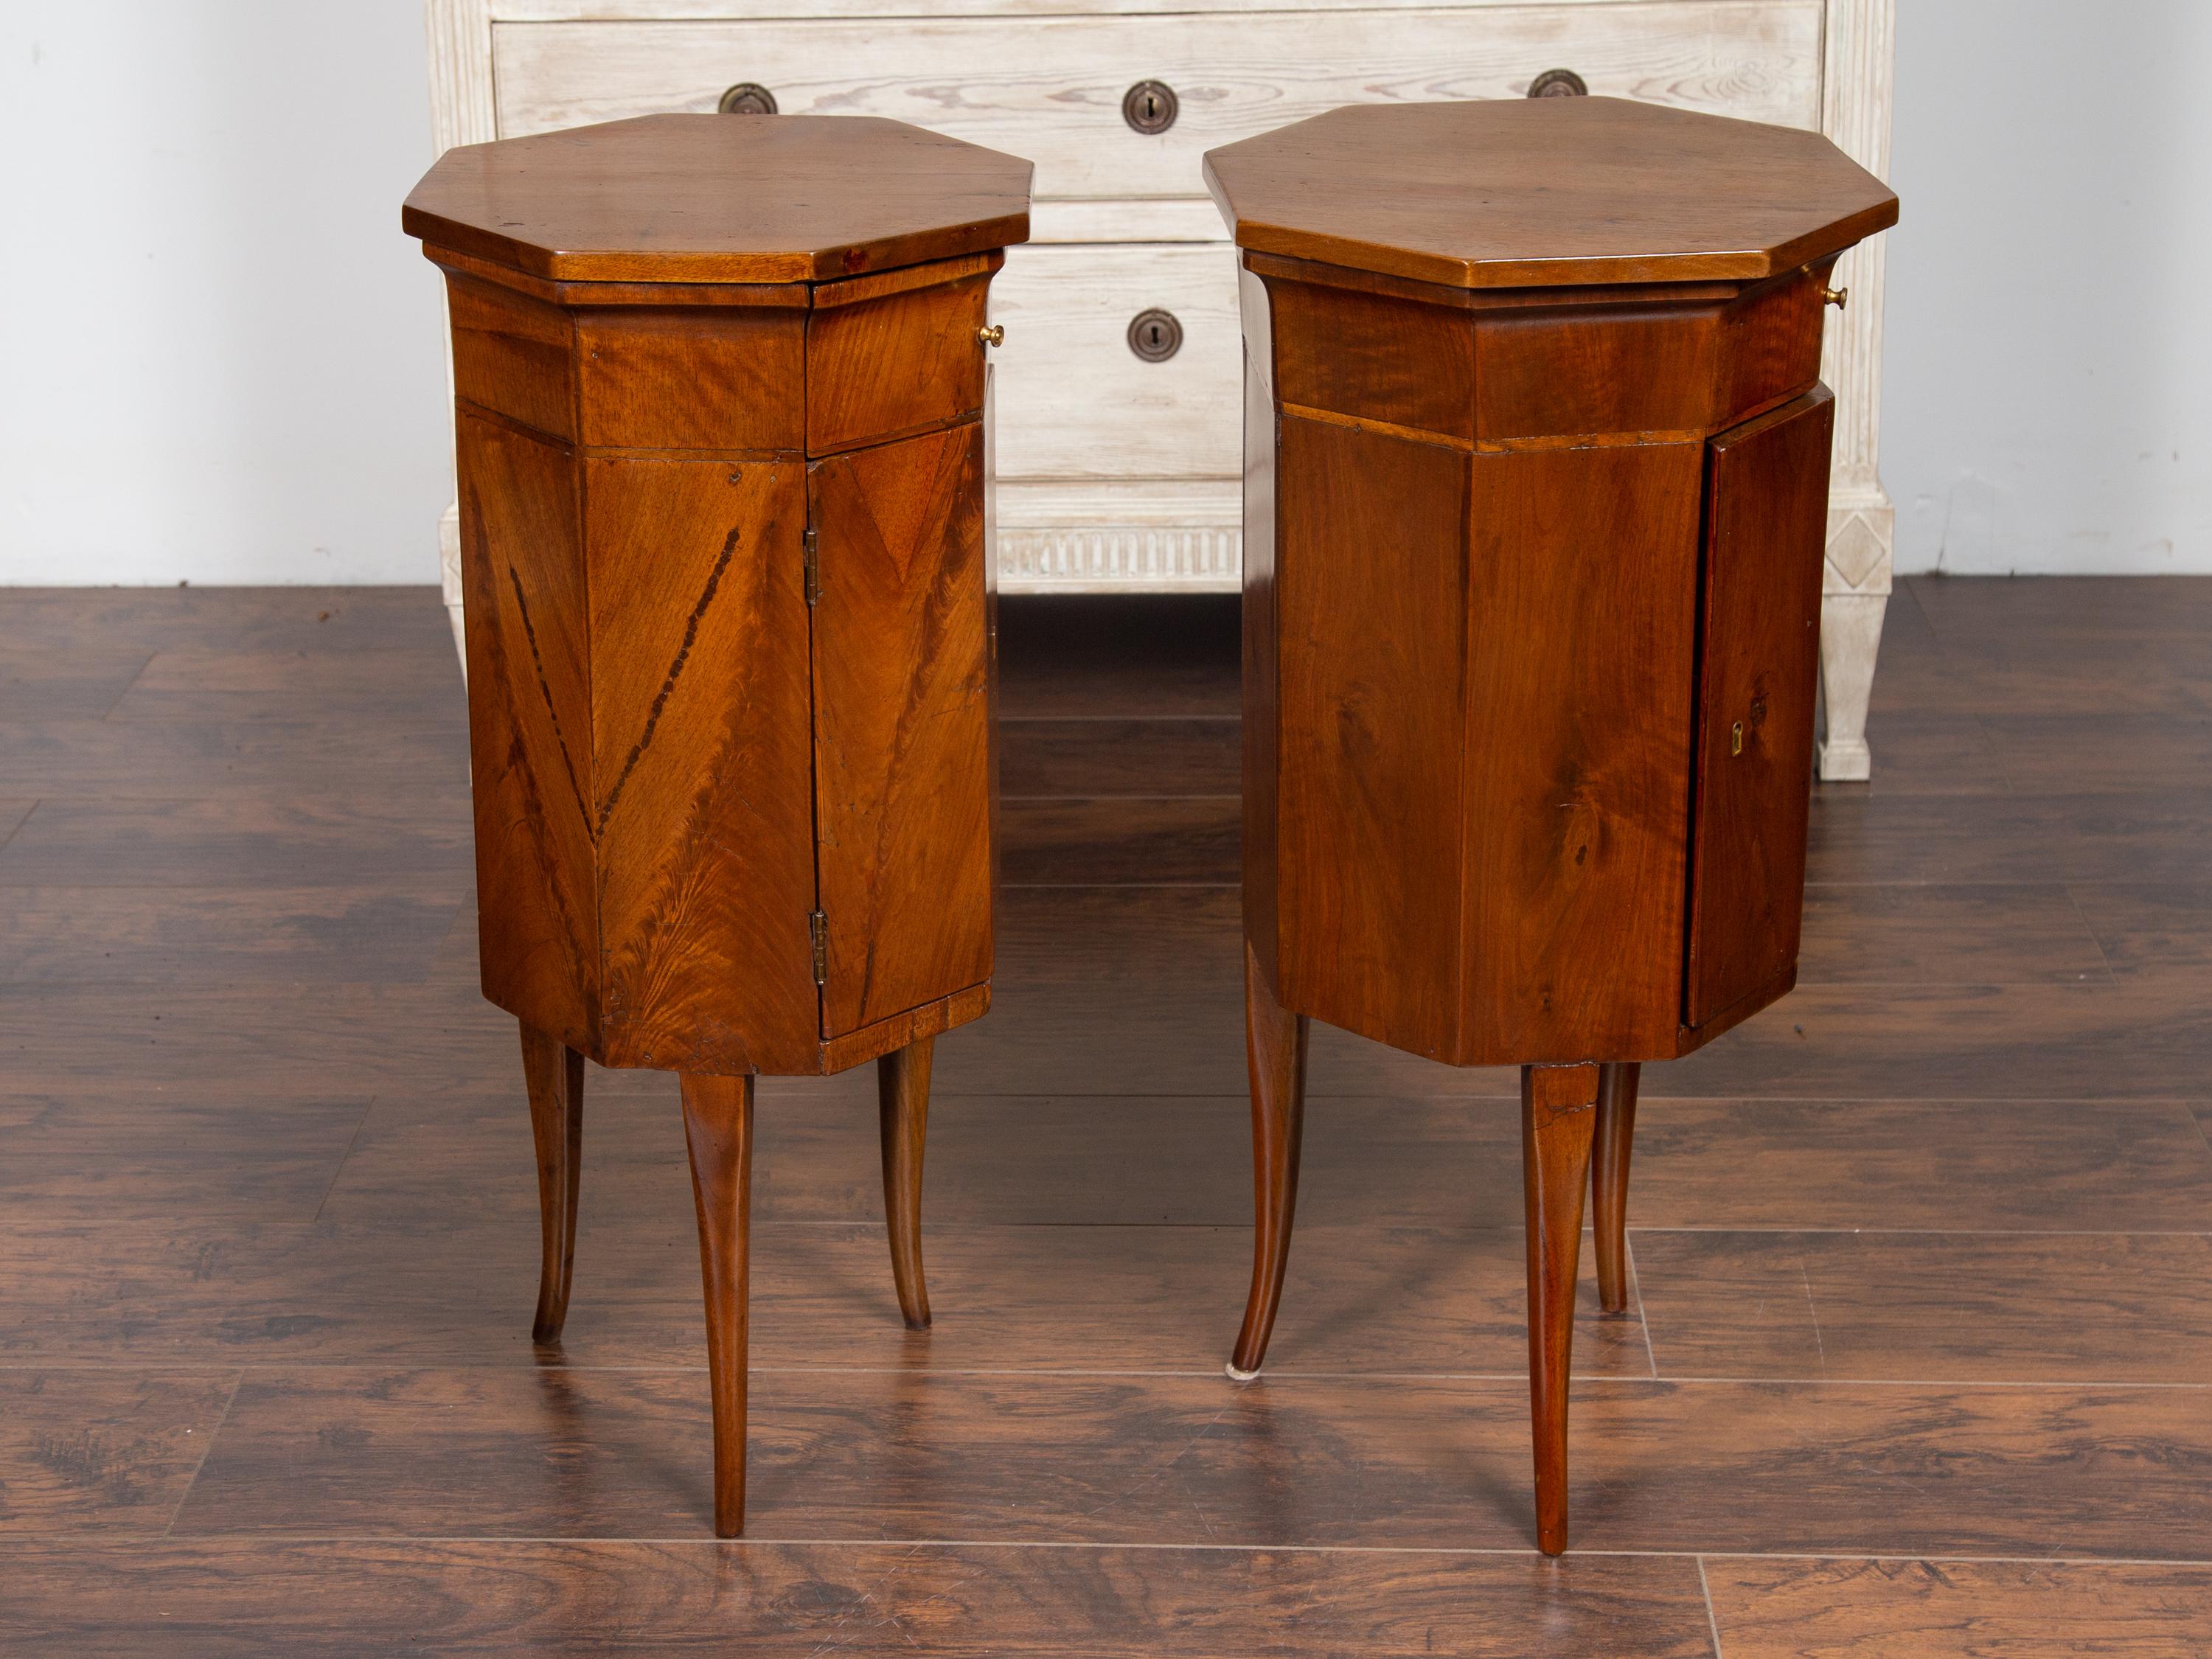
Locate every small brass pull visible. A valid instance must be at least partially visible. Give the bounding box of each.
[1528,68,1589,97]
[1822,285,1849,310]
[977,324,1005,347]
[1730,721,1745,757]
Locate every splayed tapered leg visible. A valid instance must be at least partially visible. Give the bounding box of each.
[520,1022,584,1344]
[1591,1061,1642,1315]
[1523,1060,1599,1556]
[681,1071,754,1538]
[1229,941,1310,1381]
[878,1036,935,1330]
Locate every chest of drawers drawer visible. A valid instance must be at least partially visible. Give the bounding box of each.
[991,244,1242,481]
[493,3,1825,201]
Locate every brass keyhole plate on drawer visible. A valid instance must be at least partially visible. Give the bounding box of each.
[1527,68,1588,97]
[1127,308,1183,362]
[718,82,778,114]
[1122,80,1178,135]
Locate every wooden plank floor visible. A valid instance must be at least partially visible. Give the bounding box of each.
[3,579,2212,1655]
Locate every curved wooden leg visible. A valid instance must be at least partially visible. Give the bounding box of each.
[1523,1061,1599,1557]
[1591,1061,1642,1316]
[520,1021,584,1344]
[877,1037,934,1331]
[1229,941,1309,1381]
[681,1072,754,1539]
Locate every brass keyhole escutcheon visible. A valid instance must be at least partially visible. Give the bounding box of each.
[1730,721,1745,757]
[1122,80,1178,135]
[1127,308,1183,362]
[717,83,778,115]
[1528,68,1588,97]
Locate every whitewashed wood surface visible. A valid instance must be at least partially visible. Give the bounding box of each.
[991,244,1244,481]
[493,2,1824,199]
[498,0,1680,17]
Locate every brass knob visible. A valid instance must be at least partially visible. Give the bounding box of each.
[1122,80,1178,136]
[1528,68,1588,97]
[1127,308,1182,362]
[717,83,777,115]
[978,324,1005,347]
[1823,285,1849,310]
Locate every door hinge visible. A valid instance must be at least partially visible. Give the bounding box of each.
[809,908,827,984]
[802,525,821,607]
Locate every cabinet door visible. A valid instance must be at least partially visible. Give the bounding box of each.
[809,424,994,1038]
[587,455,820,1074]
[1683,387,1834,1029]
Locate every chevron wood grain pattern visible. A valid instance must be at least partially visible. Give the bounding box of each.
[584,455,818,1074]
[405,116,1026,1546]
[4,580,2212,1652]
[810,424,994,1037]
[455,408,601,1053]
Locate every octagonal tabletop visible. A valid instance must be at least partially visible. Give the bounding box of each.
[404,114,1032,285]
[1205,98,1896,291]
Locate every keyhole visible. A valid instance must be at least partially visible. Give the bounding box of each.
[1121,79,1178,134]
[1127,307,1183,362]
[1730,721,1745,757]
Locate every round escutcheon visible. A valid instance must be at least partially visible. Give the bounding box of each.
[1127,308,1183,363]
[1527,68,1588,98]
[717,83,779,115]
[1122,80,1178,136]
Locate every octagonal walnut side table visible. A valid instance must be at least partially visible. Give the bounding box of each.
[403,114,1032,1536]
[1205,98,1897,1554]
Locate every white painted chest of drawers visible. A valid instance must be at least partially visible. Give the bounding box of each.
[426,0,1897,779]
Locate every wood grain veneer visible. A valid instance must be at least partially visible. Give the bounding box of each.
[1214,99,1893,1556]
[407,112,1029,1538]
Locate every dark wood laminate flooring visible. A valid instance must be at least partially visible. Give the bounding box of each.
[4,580,2211,1656]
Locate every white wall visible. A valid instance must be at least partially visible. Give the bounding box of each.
[2,2,2206,584]
[1883,0,2212,574]
[0,4,451,585]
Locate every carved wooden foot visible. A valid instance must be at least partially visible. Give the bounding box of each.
[877,1037,935,1330]
[1523,1061,1599,1556]
[1229,941,1310,1380]
[1591,1061,1643,1316]
[519,1022,584,1344]
[681,1072,754,1538]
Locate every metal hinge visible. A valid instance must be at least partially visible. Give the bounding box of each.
[809,908,827,984]
[802,525,820,607]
